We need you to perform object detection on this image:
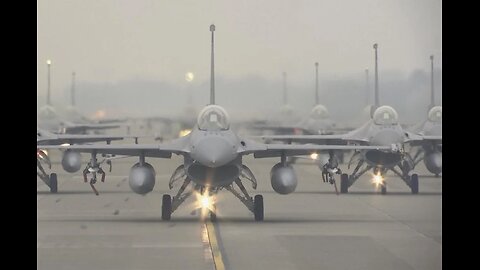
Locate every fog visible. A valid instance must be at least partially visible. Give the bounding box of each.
[37,68,441,126]
[37,0,441,126]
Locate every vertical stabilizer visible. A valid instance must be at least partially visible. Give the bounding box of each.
[365,68,369,107]
[429,55,435,110]
[210,24,215,105]
[315,63,319,105]
[370,43,379,118]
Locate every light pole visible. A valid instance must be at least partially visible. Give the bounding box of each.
[46,59,51,106]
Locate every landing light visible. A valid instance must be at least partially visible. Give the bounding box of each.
[60,143,71,147]
[310,153,318,160]
[195,191,216,219]
[179,129,192,137]
[371,172,383,187]
[195,192,215,212]
[201,196,210,209]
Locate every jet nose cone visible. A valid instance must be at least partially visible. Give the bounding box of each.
[192,137,237,167]
[371,130,403,146]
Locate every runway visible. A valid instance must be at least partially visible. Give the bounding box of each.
[37,152,441,270]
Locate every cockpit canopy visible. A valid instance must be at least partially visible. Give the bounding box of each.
[428,106,442,123]
[280,105,294,116]
[197,105,230,131]
[38,105,57,119]
[373,105,398,125]
[310,105,329,119]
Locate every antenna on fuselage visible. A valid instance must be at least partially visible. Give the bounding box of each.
[429,55,435,111]
[210,24,215,105]
[370,43,379,118]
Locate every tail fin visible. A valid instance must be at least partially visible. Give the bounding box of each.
[370,43,379,118]
[315,63,319,105]
[210,24,215,105]
[429,55,435,110]
[365,68,369,107]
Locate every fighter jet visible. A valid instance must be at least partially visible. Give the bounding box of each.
[258,44,442,195]
[37,129,140,193]
[248,72,301,133]
[251,63,356,137]
[40,25,394,221]
[409,55,442,176]
[37,61,121,134]
[129,79,199,139]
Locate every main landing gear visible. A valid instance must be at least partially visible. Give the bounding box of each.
[37,154,57,193]
[82,152,107,195]
[163,164,263,221]
[341,154,419,194]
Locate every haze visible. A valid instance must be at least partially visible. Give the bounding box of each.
[37,0,441,124]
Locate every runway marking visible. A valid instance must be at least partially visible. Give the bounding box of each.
[205,221,226,270]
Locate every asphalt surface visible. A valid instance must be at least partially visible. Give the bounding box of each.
[37,150,441,270]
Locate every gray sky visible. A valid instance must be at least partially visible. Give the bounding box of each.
[37,0,441,124]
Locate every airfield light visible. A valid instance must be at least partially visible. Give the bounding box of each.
[185,72,194,82]
[46,59,51,65]
[310,153,318,160]
[60,143,71,147]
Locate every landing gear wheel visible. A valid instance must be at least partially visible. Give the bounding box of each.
[340,174,349,194]
[49,173,58,193]
[381,183,387,195]
[162,194,172,220]
[254,195,264,221]
[410,174,419,194]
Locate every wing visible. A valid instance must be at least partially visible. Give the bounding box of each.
[95,118,128,124]
[63,123,121,134]
[252,134,369,145]
[38,135,126,146]
[250,124,307,134]
[404,132,442,146]
[238,139,393,159]
[38,136,190,158]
